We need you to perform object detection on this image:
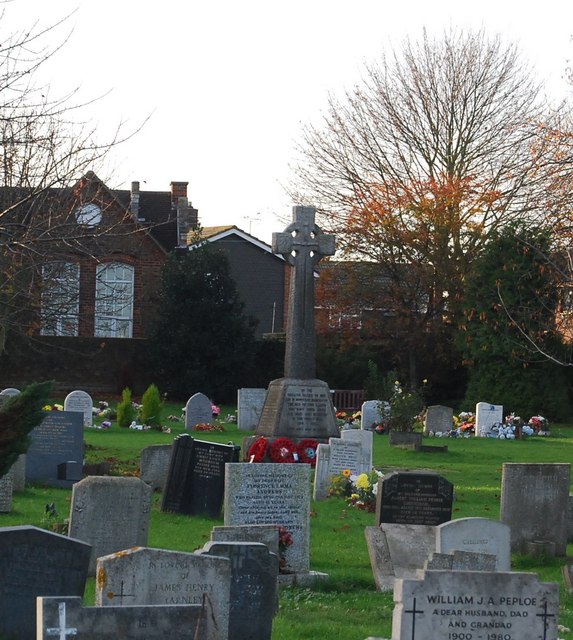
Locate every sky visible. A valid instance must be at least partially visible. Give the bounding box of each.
[3,0,573,243]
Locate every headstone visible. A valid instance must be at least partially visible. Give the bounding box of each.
[10,453,26,491]
[237,388,267,431]
[475,401,503,437]
[255,207,339,442]
[68,476,152,575]
[64,389,94,427]
[360,400,385,430]
[0,470,13,512]
[313,437,366,501]
[436,517,511,570]
[376,471,454,526]
[25,411,84,488]
[210,524,280,557]
[424,550,497,571]
[569,493,573,542]
[95,546,230,640]
[341,428,373,469]
[365,524,436,592]
[224,463,311,571]
[424,405,453,435]
[500,463,571,555]
[0,525,90,640]
[37,596,216,640]
[185,392,213,429]
[140,444,172,491]
[563,564,573,592]
[161,434,240,516]
[0,387,20,407]
[200,541,278,640]
[392,569,559,640]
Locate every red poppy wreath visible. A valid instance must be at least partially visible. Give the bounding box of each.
[269,437,297,463]
[297,438,319,466]
[247,436,269,462]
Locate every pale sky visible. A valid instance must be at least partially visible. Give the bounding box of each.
[3,0,573,243]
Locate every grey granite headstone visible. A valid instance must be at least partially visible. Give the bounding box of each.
[568,493,573,543]
[424,550,497,571]
[475,401,503,436]
[0,525,90,640]
[376,471,453,526]
[436,517,511,571]
[393,570,559,640]
[210,524,280,558]
[68,476,152,575]
[140,444,172,491]
[9,454,26,491]
[200,541,278,640]
[224,463,310,571]
[25,411,84,488]
[365,523,436,592]
[237,388,267,431]
[185,392,213,429]
[500,463,571,555]
[96,546,230,640]
[424,405,453,435]
[313,437,365,500]
[64,389,94,427]
[360,400,386,430]
[0,470,13,512]
[37,596,215,640]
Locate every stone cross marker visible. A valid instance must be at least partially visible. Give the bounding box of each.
[272,206,335,379]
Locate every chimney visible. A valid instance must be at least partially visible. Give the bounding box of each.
[171,181,199,246]
[130,181,140,219]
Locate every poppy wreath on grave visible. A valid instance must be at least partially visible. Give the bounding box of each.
[268,437,297,463]
[247,436,269,462]
[297,438,319,466]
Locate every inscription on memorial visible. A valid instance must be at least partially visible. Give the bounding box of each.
[377,471,453,526]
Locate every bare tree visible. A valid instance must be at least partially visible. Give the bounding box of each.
[0,13,145,351]
[290,29,573,380]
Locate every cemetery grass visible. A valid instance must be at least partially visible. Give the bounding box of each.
[2,417,573,639]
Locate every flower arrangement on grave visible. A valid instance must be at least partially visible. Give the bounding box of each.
[247,436,269,462]
[192,423,225,432]
[328,468,383,512]
[42,403,63,411]
[269,437,298,463]
[452,412,475,436]
[297,439,319,466]
[278,525,294,573]
[528,415,550,434]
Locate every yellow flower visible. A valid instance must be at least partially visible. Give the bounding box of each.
[355,473,370,489]
[342,469,351,478]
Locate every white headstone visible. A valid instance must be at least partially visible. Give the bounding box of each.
[185,392,213,429]
[360,400,386,430]
[393,569,559,640]
[64,390,94,428]
[237,388,267,431]
[341,429,373,470]
[435,517,511,571]
[313,437,366,501]
[475,402,503,437]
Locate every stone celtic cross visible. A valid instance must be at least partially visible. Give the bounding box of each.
[273,206,335,379]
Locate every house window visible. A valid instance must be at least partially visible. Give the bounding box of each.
[95,263,134,338]
[41,262,80,336]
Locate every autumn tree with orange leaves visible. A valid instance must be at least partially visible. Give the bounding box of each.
[292,29,573,388]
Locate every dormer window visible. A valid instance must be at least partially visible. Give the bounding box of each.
[75,203,102,226]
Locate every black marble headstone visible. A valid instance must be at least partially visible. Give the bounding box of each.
[0,525,91,640]
[161,434,240,517]
[25,411,84,488]
[376,471,453,526]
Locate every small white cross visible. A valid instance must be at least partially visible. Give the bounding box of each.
[46,602,78,639]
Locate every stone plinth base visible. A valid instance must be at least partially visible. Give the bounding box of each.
[255,378,338,442]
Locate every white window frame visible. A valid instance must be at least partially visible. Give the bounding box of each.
[94,263,134,338]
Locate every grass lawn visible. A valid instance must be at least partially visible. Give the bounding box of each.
[1,406,573,639]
